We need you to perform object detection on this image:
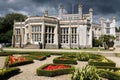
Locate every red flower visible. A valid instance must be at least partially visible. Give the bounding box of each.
[44,64,70,70]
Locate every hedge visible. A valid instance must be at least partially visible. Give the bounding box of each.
[88,58,116,67]
[36,64,74,77]
[96,66,120,71]
[29,55,46,61]
[0,68,20,80]
[53,57,77,65]
[77,53,90,61]
[29,53,51,57]
[5,56,34,67]
[77,52,105,61]
[98,69,120,80]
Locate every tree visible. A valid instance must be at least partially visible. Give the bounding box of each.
[116,27,120,32]
[92,38,102,47]
[99,35,115,49]
[0,13,27,43]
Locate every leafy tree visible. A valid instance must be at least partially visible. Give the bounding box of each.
[93,38,102,47]
[116,27,120,32]
[0,13,27,43]
[99,35,115,49]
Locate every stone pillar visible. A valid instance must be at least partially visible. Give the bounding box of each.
[68,22,71,48]
[100,17,105,35]
[59,4,64,19]
[41,21,45,48]
[78,4,82,19]
[111,17,116,36]
[89,8,93,23]
[54,23,59,48]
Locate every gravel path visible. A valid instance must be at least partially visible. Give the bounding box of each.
[8,55,88,80]
[0,54,118,80]
[106,57,120,67]
[0,56,6,69]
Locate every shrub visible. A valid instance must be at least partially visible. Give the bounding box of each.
[88,58,116,67]
[29,55,46,61]
[53,57,77,64]
[77,52,104,61]
[98,69,120,80]
[96,66,120,71]
[0,67,20,80]
[30,52,51,57]
[88,53,105,59]
[37,64,74,77]
[71,65,102,80]
[77,53,90,61]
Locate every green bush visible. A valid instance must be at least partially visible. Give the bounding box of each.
[77,53,90,61]
[88,58,116,67]
[0,67,20,80]
[53,57,77,64]
[29,55,46,61]
[98,69,120,80]
[77,52,104,61]
[29,52,51,57]
[93,38,102,47]
[36,64,74,77]
[88,53,105,59]
[71,65,102,80]
[96,66,120,71]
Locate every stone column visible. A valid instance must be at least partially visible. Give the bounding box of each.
[41,20,45,48]
[54,23,59,48]
[68,22,71,48]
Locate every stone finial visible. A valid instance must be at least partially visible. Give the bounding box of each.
[100,17,104,20]
[112,16,116,20]
[78,4,82,8]
[44,10,48,16]
[89,8,93,12]
[59,4,64,9]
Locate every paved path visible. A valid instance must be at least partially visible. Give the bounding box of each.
[0,56,6,69]
[1,48,120,80]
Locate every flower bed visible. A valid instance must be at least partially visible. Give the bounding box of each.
[88,57,116,67]
[5,55,33,67]
[37,64,74,77]
[0,67,20,80]
[53,57,77,64]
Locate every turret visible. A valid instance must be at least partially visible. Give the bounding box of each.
[78,4,82,19]
[89,8,93,23]
[59,4,64,19]
[112,16,116,26]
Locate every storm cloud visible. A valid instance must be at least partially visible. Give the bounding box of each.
[0,0,120,25]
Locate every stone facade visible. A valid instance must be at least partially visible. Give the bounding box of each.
[12,4,117,49]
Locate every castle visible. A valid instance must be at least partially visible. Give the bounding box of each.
[12,3,118,49]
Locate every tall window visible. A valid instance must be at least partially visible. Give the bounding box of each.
[116,36,119,41]
[106,23,110,34]
[71,27,77,43]
[32,25,42,42]
[16,29,20,42]
[61,28,68,43]
[45,26,54,43]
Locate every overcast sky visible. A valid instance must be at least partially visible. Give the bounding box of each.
[0,0,120,26]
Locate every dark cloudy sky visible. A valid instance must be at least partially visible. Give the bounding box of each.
[0,0,120,25]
